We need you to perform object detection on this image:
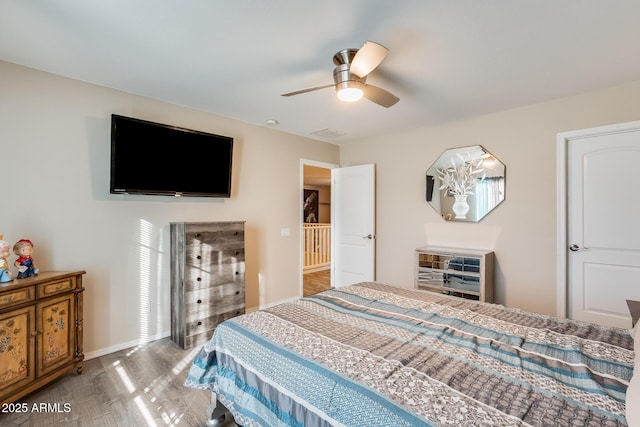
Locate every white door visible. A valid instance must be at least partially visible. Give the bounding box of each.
[332,164,375,287]
[566,125,640,328]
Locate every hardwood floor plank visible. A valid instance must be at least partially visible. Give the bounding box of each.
[0,338,231,427]
[303,269,331,296]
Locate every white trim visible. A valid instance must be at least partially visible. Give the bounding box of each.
[84,330,171,360]
[299,159,338,298]
[86,293,301,359]
[556,119,640,318]
[87,293,303,360]
[85,293,299,359]
[556,133,568,318]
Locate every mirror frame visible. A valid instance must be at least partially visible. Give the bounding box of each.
[426,145,505,222]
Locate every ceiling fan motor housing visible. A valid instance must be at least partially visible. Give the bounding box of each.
[333,63,367,88]
[333,48,366,89]
[333,48,358,66]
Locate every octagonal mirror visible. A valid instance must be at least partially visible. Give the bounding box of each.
[426,145,505,222]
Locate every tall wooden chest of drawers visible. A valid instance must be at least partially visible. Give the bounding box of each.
[170,222,246,349]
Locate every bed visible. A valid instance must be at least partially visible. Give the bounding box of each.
[185,282,638,426]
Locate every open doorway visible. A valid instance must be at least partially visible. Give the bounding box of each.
[300,160,336,297]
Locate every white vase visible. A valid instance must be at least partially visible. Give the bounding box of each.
[452,194,470,219]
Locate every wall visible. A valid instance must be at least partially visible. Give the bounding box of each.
[0,61,339,358]
[340,79,640,316]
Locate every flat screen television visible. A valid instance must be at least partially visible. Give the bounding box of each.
[110,114,233,198]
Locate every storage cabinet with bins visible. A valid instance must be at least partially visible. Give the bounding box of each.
[170,222,246,349]
[0,271,85,405]
[415,247,494,302]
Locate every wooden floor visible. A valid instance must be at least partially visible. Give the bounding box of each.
[303,269,331,297]
[0,338,237,427]
[0,274,330,426]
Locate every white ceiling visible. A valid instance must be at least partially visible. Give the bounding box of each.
[2,1,640,143]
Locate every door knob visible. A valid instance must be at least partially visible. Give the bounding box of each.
[569,244,588,251]
[363,234,375,240]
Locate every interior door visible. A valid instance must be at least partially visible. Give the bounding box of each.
[568,127,640,328]
[332,164,375,287]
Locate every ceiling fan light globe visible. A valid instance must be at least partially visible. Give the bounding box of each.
[336,80,365,102]
[337,87,364,102]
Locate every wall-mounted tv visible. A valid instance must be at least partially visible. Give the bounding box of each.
[110,114,233,198]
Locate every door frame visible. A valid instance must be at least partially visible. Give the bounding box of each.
[556,119,640,318]
[299,159,339,297]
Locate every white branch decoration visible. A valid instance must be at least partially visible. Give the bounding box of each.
[437,153,486,196]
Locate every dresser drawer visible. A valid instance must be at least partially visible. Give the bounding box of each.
[37,278,75,298]
[417,253,481,273]
[0,286,35,309]
[186,247,245,267]
[184,283,245,317]
[185,231,244,250]
[184,332,210,349]
[185,302,245,336]
[185,263,245,291]
[185,226,244,251]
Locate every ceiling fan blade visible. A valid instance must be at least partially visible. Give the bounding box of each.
[281,84,334,97]
[350,41,389,78]
[363,84,400,108]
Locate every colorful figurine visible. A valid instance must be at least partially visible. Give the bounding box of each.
[13,239,38,279]
[0,236,11,283]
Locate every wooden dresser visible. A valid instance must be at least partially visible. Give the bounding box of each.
[170,222,245,349]
[0,271,85,405]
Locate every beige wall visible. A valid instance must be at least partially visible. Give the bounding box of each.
[5,57,640,358]
[340,80,640,316]
[0,61,339,357]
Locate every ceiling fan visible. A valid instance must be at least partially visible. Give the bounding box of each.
[281,41,400,108]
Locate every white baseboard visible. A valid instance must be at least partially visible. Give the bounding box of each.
[84,331,171,360]
[85,296,303,360]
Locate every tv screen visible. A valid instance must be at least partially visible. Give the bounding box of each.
[110,114,233,197]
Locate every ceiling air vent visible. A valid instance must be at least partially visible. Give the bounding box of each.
[311,128,347,138]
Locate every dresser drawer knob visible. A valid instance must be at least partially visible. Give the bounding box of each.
[235,271,239,275]
[197,255,202,260]
[197,299,202,304]
[235,291,240,295]
[197,321,202,326]
[235,311,240,315]
[197,277,202,282]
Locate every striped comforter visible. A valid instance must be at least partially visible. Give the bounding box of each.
[185,282,635,426]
